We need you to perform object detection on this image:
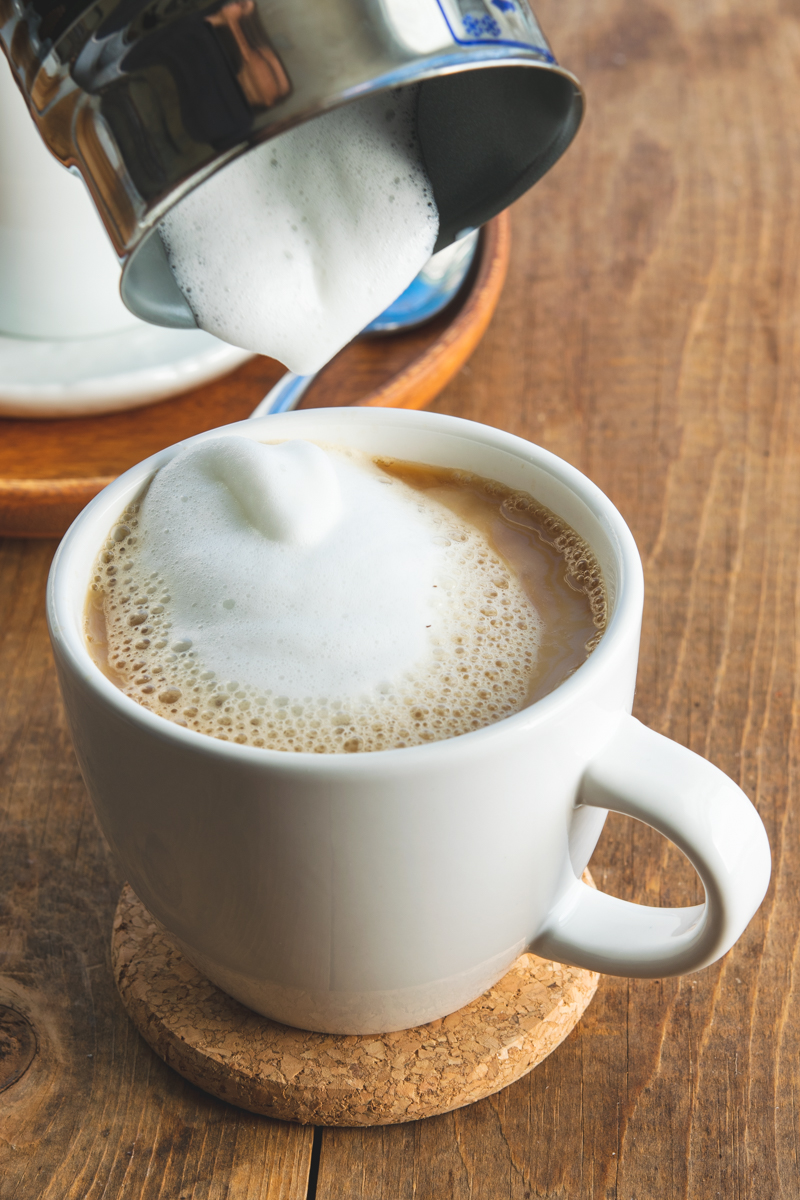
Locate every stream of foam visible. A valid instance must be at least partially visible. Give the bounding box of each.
[158,87,439,374]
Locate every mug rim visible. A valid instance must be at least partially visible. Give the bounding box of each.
[47,407,644,769]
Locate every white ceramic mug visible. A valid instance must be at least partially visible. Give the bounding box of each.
[47,409,771,1035]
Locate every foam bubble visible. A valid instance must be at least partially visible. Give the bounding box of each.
[158,87,439,374]
[88,439,545,752]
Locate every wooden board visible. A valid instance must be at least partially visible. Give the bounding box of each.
[1,0,799,1192]
[0,215,509,539]
[111,883,598,1127]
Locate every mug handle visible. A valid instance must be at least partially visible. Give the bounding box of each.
[531,715,772,976]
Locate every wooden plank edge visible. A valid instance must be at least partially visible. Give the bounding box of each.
[0,478,113,539]
[356,211,511,410]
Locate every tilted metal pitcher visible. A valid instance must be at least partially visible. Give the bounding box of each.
[1,0,584,329]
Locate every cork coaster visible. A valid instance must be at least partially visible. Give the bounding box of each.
[112,880,599,1126]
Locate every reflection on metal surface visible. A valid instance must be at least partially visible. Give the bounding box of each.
[436,0,555,56]
[364,227,478,332]
[380,0,452,53]
[206,1,291,110]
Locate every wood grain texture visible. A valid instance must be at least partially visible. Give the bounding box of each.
[111,882,597,1127]
[0,541,314,1199]
[1,0,797,1191]
[311,0,800,1193]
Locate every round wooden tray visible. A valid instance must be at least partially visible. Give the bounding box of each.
[0,215,509,538]
[112,876,599,1127]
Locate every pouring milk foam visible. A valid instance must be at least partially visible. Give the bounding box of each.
[158,87,439,374]
[93,438,543,752]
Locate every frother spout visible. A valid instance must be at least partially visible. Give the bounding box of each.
[121,233,198,330]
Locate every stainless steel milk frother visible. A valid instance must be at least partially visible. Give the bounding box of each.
[1,0,583,331]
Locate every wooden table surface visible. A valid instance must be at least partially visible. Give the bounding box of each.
[2,0,798,1194]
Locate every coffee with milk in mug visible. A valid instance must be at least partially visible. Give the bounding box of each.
[48,409,770,1034]
[84,439,607,752]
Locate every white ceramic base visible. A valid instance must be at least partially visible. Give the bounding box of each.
[0,325,253,419]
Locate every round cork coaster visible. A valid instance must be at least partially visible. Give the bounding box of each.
[112,879,598,1126]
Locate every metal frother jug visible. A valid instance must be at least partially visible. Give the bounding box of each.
[1,0,584,329]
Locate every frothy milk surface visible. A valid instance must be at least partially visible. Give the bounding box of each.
[158,88,439,374]
[88,440,609,752]
[87,438,594,752]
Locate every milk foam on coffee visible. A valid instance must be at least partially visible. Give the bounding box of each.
[158,87,439,374]
[90,438,546,752]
